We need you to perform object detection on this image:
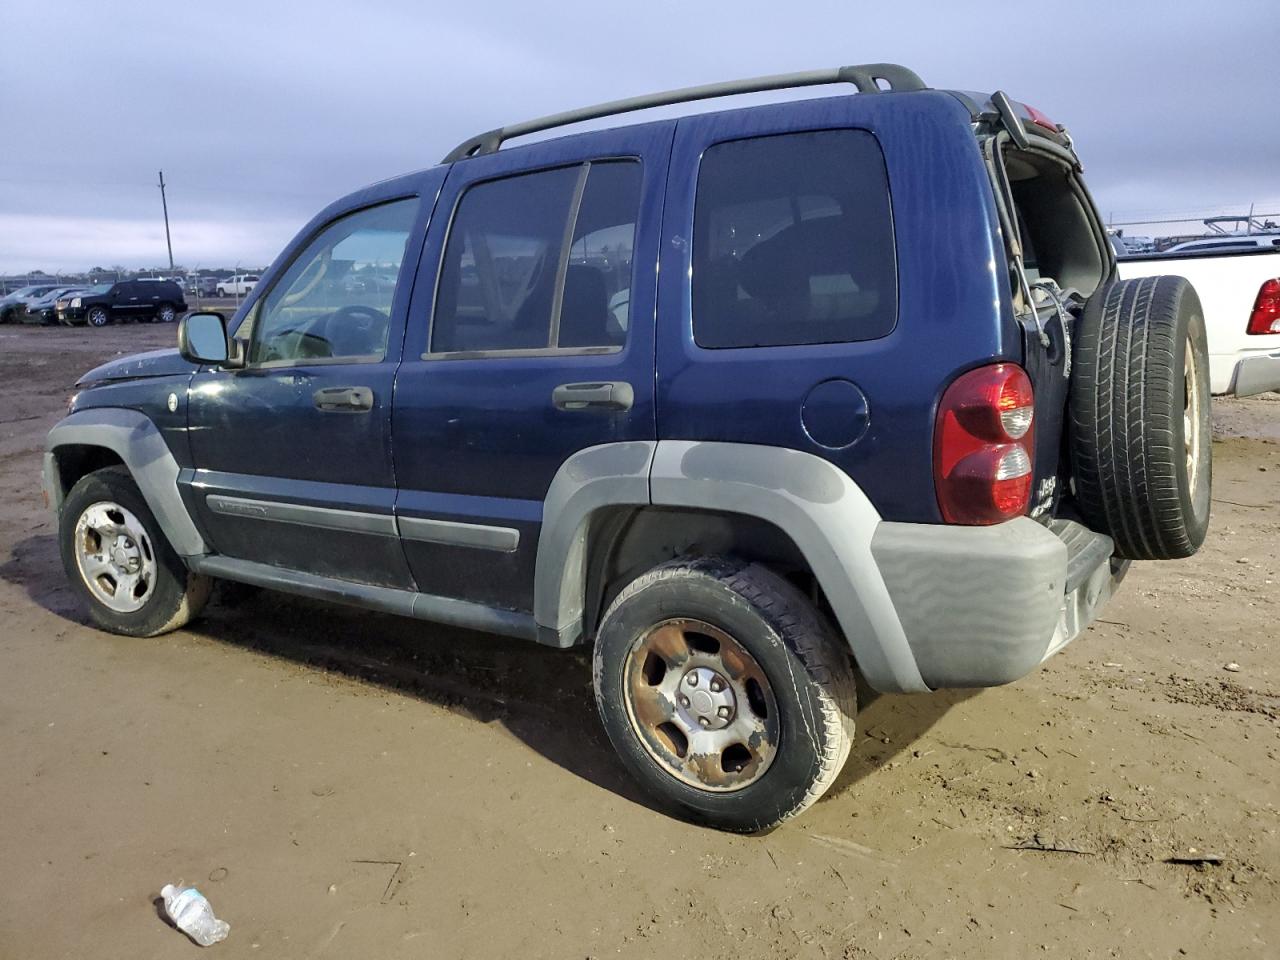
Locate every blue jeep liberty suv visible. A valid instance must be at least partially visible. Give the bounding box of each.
[45,64,1212,830]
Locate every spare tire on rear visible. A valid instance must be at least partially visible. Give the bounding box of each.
[1069,275,1211,560]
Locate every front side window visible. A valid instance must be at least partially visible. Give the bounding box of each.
[692,130,897,349]
[249,198,419,365]
[430,160,642,355]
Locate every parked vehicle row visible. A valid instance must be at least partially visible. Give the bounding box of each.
[0,284,67,323]
[24,285,93,324]
[55,280,188,326]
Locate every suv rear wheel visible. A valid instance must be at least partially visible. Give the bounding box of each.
[593,557,856,832]
[59,466,212,637]
[156,303,177,323]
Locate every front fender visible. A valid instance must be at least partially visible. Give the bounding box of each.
[44,408,206,558]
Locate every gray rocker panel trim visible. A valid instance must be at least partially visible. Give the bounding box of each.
[398,515,520,553]
[44,407,207,557]
[206,494,398,537]
[190,555,536,641]
[649,441,929,694]
[203,492,520,551]
[534,441,656,646]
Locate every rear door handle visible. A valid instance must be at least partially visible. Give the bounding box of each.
[313,386,374,412]
[552,381,634,412]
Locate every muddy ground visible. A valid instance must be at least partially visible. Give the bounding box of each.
[0,324,1276,959]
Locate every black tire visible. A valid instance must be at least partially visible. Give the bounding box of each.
[1069,275,1211,560]
[156,303,177,323]
[593,556,856,832]
[86,305,111,327]
[59,466,212,637]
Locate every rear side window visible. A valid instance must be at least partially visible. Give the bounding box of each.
[692,130,896,349]
[431,160,641,355]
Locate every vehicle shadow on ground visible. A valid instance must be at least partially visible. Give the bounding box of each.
[2,533,976,816]
[826,679,978,801]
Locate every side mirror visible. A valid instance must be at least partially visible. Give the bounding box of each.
[178,311,231,365]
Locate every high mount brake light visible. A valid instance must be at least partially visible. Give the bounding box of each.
[1246,278,1280,335]
[1023,103,1059,132]
[934,364,1035,525]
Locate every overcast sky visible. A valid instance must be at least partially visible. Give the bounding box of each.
[3,0,1277,273]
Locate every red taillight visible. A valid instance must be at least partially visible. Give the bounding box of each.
[934,363,1035,525]
[1023,103,1058,132]
[1247,278,1280,335]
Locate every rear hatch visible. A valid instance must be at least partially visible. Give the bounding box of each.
[976,112,1114,524]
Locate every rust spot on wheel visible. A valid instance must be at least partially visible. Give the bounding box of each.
[622,619,779,792]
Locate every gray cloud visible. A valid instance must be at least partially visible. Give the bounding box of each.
[3,0,1276,270]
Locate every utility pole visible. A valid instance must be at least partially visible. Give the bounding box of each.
[158,170,174,272]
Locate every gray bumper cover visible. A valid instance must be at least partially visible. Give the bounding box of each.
[1233,350,1280,398]
[872,516,1123,689]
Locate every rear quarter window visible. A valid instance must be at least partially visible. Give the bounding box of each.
[692,129,896,349]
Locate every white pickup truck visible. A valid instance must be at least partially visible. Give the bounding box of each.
[1118,244,1280,396]
[215,274,260,297]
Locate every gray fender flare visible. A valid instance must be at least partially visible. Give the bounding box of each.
[534,441,655,647]
[534,439,928,694]
[44,408,207,558]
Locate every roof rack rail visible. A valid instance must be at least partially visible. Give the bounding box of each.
[442,62,926,163]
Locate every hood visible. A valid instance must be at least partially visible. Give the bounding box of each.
[78,348,197,386]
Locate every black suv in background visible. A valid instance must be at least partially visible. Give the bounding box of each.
[57,280,188,326]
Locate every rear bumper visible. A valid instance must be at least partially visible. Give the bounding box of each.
[1232,349,1280,397]
[871,516,1124,689]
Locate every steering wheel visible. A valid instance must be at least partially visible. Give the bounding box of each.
[326,303,389,356]
[331,304,387,330]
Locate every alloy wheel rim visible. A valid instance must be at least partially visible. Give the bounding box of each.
[1184,348,1203,494]
[73,501,157,613]
[623,618,779,792]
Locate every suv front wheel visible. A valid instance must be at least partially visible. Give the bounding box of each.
[59,466,212,637]
[86,305,110,327]
[593,557,856,832]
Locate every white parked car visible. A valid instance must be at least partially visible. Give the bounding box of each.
[1118,243,1280,396]
[1163,236,1280,255]
[216,274,260,297]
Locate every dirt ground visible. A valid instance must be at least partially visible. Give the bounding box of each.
[1,323,1276,960]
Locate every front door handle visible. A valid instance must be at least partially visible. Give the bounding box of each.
[552,381,634,412]
[313,386,374,412]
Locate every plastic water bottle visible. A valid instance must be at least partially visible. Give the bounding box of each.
[160,883,230,947]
